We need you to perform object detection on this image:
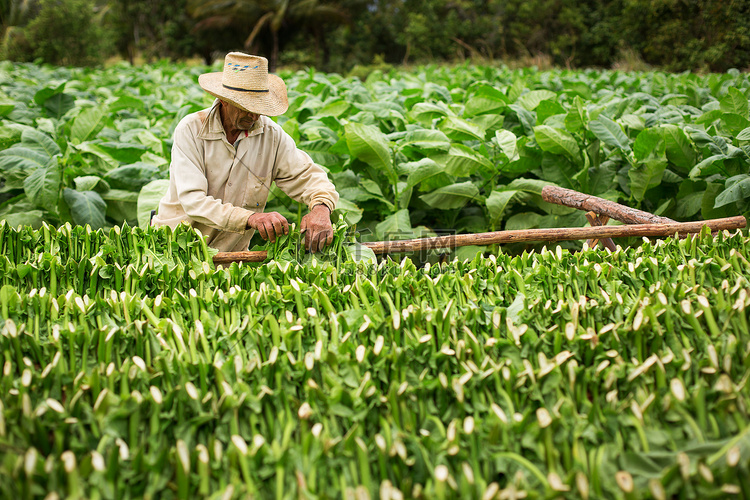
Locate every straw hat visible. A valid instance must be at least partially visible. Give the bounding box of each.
[198,52,288,116]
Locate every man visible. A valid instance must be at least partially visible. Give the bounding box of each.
[152,52,339,253]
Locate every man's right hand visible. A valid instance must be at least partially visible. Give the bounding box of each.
[247,212,289,243]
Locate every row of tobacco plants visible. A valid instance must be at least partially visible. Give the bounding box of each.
[0,221,748,498]
[0,61,749,247]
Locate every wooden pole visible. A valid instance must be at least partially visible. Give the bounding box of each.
[213,216,747,264]
[541,185,676,224]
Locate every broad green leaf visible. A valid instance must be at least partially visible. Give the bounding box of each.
[137,130,164,153]
[661,125,696,171]
[101,189,139,203]
[589,160,618,195]
[517,90,557,111]
[333,198,363,225]
[533,125,581,163]
[505,212,541,230]
[737,127,750,141]
[589,115,630,151]
[282,118,300,142]
[338,187,385,203]
[317,99,350,118]
[720,87,749,118]
[1,210,44,229]
[564,96,587,133]
[0,98,15,117]
[721,113,750,137]
[34,87,75,119]
[73,142,119,169]
[410,102,452,124]
[360,179,385,198]
[137,179,170,228]
[21,129,60,157]
[104,163,161,191]
[620,114,646,132]
[344,243,376,264]
[454,245,486,262]
[446,144,494,177]
[674,191,704,218]
[97,142,147,163]
[505,178,553,195]
[486,190,520,225]
[536,100,566,124]
[400,129,451,153]
[465,85,508,117]
[629,158,667,202]
[344,122,395,182]
[375,209,412,240]
[24,162,61,214]
[0,147,51,171]
[0,123,26,149]
[63,188,107,230]
[74,175,110,193]
[494,130,519,161]
[702,182,737,219]
[714,174,750,208]
[71,107,106,144]
[541,154,578,190]
[633,129,665,161]
[509,104,536,136]
[108,96,145,113]
[420,181,480,210]
[507,79,525,103]
[439,116,486,142]
[689,154,726,180]
[401,158,444,189]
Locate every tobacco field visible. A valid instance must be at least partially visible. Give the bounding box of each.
[0,61,749,242]
[0,221,748,498]
[0,61,750,498]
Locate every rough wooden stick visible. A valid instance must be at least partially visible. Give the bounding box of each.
[363,217,745,254]
[541,185,676,224]
[213,216,746,264]
[585,212,617,251]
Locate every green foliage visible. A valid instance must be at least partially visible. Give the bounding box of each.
[2,62,749,244]
[20,0,114,66]
[0,222,750,497]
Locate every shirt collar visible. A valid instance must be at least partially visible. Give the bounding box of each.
[198,99,265,140]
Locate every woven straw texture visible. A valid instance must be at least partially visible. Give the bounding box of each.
[199,53,288,116]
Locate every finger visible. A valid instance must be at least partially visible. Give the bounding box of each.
[305,226,313,250]
[314,230,326,253]
[256,221,268,240]
[325,229,333,247]
[281,216,289,235]
[265,221,276,242]
[271,217,283,240]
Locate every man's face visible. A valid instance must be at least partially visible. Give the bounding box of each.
[220,101,260,131]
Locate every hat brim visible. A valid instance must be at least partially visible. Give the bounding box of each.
[198,72,289,116]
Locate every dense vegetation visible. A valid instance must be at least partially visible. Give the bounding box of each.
[0,62,748,254]
[1,0,749,72]
[0,220,749,498]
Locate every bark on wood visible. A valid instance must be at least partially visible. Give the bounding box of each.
[212,216,747,264]
[541,185,676,224]
[585,212,617,251]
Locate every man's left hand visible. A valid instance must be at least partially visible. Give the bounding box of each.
[300,205,333,253]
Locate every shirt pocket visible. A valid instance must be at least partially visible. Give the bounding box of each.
[243,175,271,211]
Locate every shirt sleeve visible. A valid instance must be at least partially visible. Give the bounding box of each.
[272,129,339,212]
[170,119,254,233]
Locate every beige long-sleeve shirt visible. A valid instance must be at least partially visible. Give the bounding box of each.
[152,100,338,252]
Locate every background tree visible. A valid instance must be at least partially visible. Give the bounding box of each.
[189,0,347,70]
